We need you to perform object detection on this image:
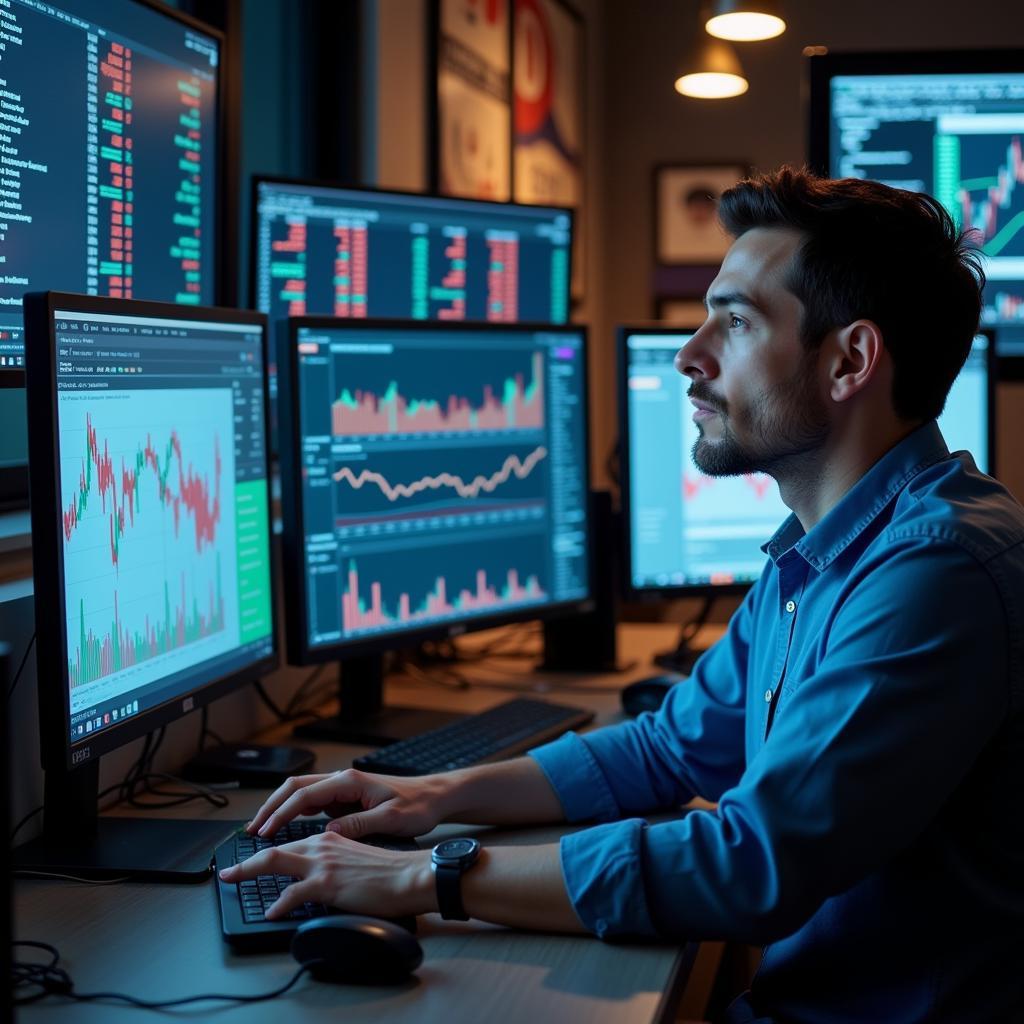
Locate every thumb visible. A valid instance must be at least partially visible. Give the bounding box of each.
[327,802,396,840]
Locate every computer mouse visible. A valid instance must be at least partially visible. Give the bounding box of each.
[620,675,682,717]
[290,915,424,985]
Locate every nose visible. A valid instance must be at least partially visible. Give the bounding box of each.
[674,322,718,381]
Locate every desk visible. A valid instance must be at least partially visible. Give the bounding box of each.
[14,624,706,1023]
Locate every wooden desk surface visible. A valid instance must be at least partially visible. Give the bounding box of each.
[14,623,707,1023]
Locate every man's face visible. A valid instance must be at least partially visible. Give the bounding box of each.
[674,227,830,478]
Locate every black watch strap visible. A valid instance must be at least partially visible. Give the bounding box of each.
[434,862,468,921]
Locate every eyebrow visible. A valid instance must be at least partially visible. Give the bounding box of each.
[704,291,766,315]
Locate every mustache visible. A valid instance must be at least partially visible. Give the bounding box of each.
[687,382,727,414]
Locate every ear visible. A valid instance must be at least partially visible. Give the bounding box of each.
[825,319,885,404]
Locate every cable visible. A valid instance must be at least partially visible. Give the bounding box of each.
[10,805,43,844]
[12,940,312,1008]
[13,872,131,885]
[6,630,35,699]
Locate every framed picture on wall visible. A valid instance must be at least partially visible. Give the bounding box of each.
[654,163,747,265]
[512,0,585,299]
[433,0,512,201]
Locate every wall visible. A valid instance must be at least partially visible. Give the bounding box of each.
[596,0,1024,499]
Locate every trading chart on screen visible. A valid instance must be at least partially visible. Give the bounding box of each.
[289,324,589,647]
[829,72,1024,354]
[54,309,272,738]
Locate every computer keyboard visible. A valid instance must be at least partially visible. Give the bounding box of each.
[214,818,417,950]
[352,697,594,776]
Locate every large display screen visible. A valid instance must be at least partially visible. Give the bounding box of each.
[283,322,590,651]
[622,329,993,594]
[0,0,220,368]
[815,57,1024,356]
[53,307,273,744]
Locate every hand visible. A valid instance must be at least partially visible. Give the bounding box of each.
[246,768,454,840]
[219,830,436,920]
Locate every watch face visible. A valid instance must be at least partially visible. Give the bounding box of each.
[435,838,478,860]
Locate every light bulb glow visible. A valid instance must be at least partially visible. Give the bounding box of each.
[674,72,749,99]
[705,12,786,41]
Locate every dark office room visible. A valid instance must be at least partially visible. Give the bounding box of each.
[3,1,1024,1021]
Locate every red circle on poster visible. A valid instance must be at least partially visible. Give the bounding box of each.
[514,0,553,136]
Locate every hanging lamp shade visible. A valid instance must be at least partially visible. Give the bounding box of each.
[674,36,748,99]
[705,0,786,42]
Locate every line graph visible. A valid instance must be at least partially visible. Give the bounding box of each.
[952,136,1024,256]
[63,412,221,568]
[58,389,239,711]
[333,446,547,502]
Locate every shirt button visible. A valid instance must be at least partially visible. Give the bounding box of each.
[764,689,773,703]
[785,600,796,613]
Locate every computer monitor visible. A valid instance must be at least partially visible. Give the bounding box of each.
[618,325,996,601]
[0,0,223,503]
[277,318,591,744]
[807,49,1024,367]
[251,178,574,401]
[16,293,276,880]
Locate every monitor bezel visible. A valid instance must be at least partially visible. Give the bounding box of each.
[278,316,594,666]
[247,174,576,318]
[617,323,771,603]
[25,291,279,773]
[806,47,1024,379]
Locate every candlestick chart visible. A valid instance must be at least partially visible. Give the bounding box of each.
[58,389,239,708]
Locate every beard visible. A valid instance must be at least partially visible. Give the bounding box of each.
[690,352,829,478]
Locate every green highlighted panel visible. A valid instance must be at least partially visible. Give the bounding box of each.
[235,480,273,644]
[934,134,961,227]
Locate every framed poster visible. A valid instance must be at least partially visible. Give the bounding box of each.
[512,0,585,298]
[654,163,747,265]
[434,0,512,201]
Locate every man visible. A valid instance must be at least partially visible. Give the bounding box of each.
[221,169,1024,1023]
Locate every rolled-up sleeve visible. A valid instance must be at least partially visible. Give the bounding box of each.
[530,582,754,823]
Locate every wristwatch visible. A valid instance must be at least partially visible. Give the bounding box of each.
[431,837,481,921]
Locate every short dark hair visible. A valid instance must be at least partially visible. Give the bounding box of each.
[718,167,985,423]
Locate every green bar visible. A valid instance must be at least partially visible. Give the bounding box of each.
[934,135,961,227]
[101,118,123,134]
[174,134,201,152]
[174,292,200,305]
[105,92,123,108]
[100,146,123,162]
[98,185,123,199]
[428,287,466,301]
[271,262,306,278]
[178,158,199,173]
[99,261,123,275]
[173,214,200,227]
[236,480,273,643]
[178,80,201,98]
[185,271,201,283]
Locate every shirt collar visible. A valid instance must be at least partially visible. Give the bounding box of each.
[761,421,950,572]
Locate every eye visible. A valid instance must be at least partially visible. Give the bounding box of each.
[728,314,747,330]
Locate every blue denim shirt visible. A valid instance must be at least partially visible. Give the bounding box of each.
[531,422,1024,1024]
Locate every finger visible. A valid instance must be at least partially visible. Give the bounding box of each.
[256,775,360,837]
[266,878,323,921]
[219,845,308,883]
[247,773,334,835]
[327,802,399,840]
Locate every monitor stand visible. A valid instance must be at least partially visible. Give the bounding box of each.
[292,654,463,747]
[652,597,715,675]
[12,761,236,883]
